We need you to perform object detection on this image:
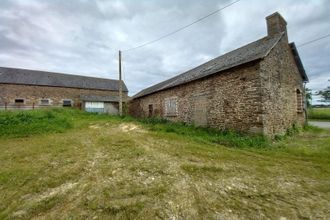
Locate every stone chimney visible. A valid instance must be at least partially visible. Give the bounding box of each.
[266,12,288,41]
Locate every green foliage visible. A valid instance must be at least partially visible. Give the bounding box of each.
[305,87,312,108]
[303,124,324,132]
[308,108,330,120]
[1,108,268,148]
[274,123,319,141]
[138,117,268,148]
[1,108,322,149]
[0,109,73,138]
[286,123,301,136]
[317,86,330,103]
[0,108,329,219]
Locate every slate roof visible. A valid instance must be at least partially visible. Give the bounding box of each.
[289,43,308,82]
[133,33,305,99]
[0,67,128,92]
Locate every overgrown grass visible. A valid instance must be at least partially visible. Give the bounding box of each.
[138,117,269,148]
[1,109,267,147]
[0,108,134,138]
[0,109,329,219]
[308,107,330,120]
[0,109,73,138]
[0,109,311,148]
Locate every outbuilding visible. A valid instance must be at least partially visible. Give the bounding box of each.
[0,67,128,114]
[129,12,308,137]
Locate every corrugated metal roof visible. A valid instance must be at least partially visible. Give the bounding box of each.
[133,34,284,99]
[0,67,128,92]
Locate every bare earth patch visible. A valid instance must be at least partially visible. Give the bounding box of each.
[119,123,145,133]
[89,124,101,129]
[32,182,78,203]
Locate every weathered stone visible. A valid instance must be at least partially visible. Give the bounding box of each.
[129,12,307,137]
[0,84,128,109]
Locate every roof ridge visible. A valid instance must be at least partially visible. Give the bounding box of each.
[133,34,283,98]
[0,66,116,82]
[0,66,128,92]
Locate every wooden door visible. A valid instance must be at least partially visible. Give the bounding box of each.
[193,96,208,127]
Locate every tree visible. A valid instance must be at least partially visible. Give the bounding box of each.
[318,86,330,103]
[305,87,312,108]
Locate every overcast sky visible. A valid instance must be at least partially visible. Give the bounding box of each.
[0,0,329,100]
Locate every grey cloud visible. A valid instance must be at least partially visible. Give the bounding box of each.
[0,0,329,96]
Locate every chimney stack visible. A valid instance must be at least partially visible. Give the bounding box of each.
[266,12,288,41]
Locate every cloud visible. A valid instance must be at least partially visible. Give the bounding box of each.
[0,0,329,95]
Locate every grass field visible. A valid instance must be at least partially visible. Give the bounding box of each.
[308,108,330,120]
[0,109,329,219]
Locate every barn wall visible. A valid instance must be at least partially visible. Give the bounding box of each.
[129,62,264,134]
[259,36,306,136]
[0,84,128,109]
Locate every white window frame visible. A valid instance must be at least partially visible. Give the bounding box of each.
[164,97,178,116]
[39,98,51,106]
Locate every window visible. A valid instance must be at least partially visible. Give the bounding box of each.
[296,89,303,112]
[148,104,153,117]
[40,99,50,105]
[165,97,178,116]
[85,102,104,113]
[15,98,24,104]
[63,100,72,107]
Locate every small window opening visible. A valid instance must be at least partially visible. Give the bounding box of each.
[15,99,24,104]
[63,100,72,107]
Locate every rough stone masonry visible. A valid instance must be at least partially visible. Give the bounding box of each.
[129,12,308,137]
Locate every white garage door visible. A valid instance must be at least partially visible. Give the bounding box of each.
[85,102,104,113]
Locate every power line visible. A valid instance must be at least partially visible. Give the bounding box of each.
[122,0,241,52]
[297,34,330,48]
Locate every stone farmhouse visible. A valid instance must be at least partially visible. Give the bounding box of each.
[0,67,128,114]
[129,12,308,137]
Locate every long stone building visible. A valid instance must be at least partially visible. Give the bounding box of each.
[0,67,128,114]
[129,12,308,137]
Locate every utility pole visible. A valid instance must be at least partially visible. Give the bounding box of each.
[118,50,123,116]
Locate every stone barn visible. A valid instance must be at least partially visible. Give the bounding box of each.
[0,67,128,114]
[129,12,308,137]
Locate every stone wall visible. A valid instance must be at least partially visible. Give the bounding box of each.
[130,62,265,134]
[259,35,306,136]
[130,12,307,137]
[129,38,306,137]
[0,84,128,109]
